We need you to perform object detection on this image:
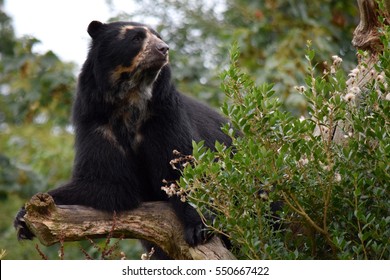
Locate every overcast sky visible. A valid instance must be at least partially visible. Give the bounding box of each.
[4,0,136,67]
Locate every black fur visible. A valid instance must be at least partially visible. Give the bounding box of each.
[14,21,231,255]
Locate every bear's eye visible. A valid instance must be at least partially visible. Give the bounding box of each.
[132,32,145,43]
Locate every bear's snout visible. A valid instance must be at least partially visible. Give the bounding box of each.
[156,42,169,56]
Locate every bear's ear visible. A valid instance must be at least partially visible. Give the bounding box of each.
[87,21,105,39]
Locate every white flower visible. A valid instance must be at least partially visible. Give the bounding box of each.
[344,92,356,102]
[376,74,384,83]
[386,93,390,101]
[346,78,355,86]
[334,173,342,182]
[322,164,331,171]
[294,85,306,93]
[351,68,360,75]
[297,157,309,168]
[349,86,361,95]
[348,68,360,78]
[344,87,360,102]
[322,126,330,134]
[332,55,343,65]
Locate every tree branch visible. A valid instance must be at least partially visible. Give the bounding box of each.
[352,0,390,52]
[24,193,235,260]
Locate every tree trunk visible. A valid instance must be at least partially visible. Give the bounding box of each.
[353,0,390,51]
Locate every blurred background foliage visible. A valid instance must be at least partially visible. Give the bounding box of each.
[0,0,359,259]
[122,0,358,113]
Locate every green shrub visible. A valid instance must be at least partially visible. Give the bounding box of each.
[178,26,389,259]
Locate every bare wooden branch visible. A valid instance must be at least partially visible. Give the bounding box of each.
[23,193,235,260]
[353,0,390,52]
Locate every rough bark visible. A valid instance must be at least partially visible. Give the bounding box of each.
[353,0,390,51]
[24,193,236,260]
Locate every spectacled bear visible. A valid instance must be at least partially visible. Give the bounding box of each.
[14,21,232,257]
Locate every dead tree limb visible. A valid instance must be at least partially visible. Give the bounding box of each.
[24,193,235,260]
[353,0,390,51]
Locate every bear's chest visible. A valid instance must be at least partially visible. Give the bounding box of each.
[95,96,150,154]
[112,103,149,151]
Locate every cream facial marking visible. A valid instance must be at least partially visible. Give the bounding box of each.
[118,25,148,40]
[110,27,167,85]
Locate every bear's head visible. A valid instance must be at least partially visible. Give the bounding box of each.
[85,21,170,102]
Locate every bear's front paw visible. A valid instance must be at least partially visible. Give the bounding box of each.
[14,207,35,240]
[183,220,211,246]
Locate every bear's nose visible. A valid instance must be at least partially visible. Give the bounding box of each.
[156,42,169,56]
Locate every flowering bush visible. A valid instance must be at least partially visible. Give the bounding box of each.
[177,26,389,259]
